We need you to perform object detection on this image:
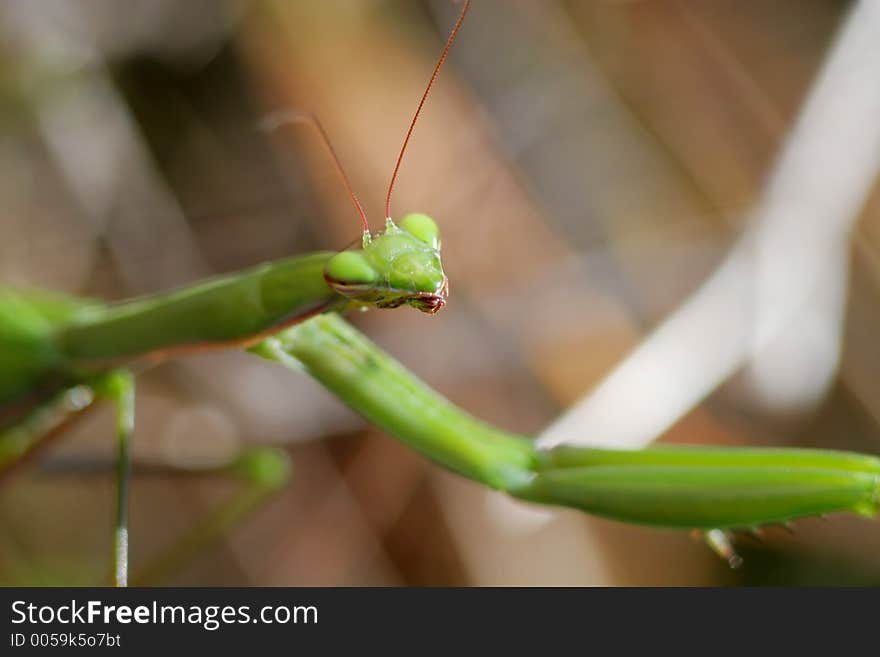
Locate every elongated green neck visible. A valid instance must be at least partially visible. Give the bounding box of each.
[57,252,342,365]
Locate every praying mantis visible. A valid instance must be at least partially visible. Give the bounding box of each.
[2,0,880,586]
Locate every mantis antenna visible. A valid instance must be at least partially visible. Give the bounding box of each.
[384,0,471,222]
[260,110,371,235]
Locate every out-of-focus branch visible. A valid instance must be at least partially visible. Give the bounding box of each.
[540,1,880,449]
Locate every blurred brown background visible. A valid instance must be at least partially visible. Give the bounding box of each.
[2,0,880,585]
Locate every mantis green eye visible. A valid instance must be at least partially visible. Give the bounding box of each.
[324,251,379,285]
[399,213,440,250]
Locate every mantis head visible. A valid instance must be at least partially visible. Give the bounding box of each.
[323,213,448,314]
[314,1,470,316]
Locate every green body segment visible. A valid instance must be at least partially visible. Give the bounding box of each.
[518,465,880,529]
[530,445,880,527]
[256,313,535,491]
[262,314,880,530]
[0,287,92,403]
[0,253,339,406]
[0,218,447,406]
[58,252,338,364]
[538,444,880,474]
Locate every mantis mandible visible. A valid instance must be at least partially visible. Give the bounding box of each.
[2,0,879,584]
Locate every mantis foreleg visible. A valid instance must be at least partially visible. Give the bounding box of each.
[253,314,880,534]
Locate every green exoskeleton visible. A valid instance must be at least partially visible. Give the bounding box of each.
[35,212,446,371]
[262,314,880,568]
[325,215,447,314]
